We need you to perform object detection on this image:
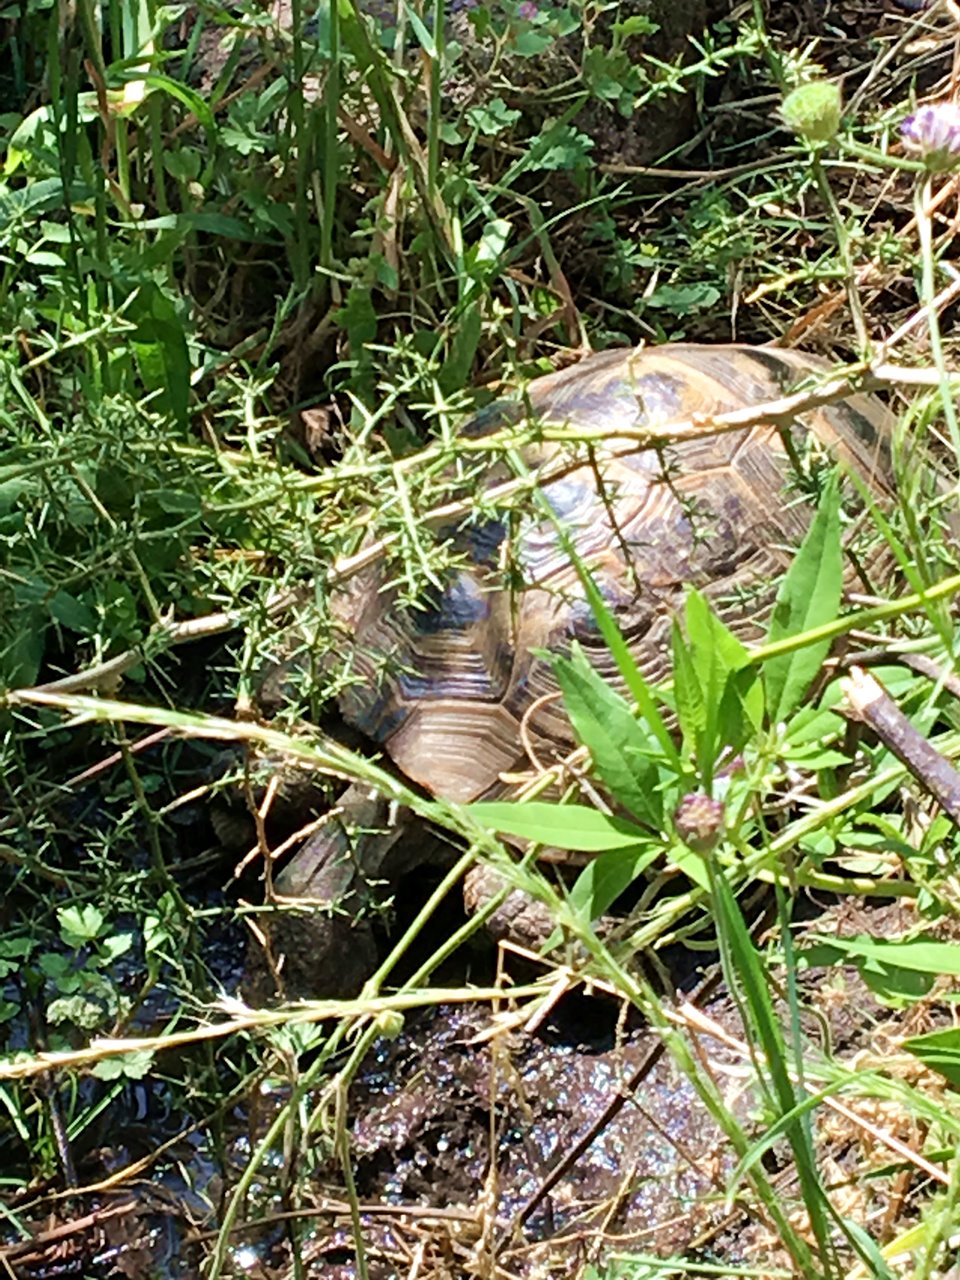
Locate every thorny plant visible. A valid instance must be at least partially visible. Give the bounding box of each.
[5,0,960,1276]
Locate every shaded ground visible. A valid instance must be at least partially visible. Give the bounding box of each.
[0,890,947,1278]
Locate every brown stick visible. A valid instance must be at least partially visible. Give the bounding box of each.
[841,666,960,825]
[0,1200,138,1264]
[839,649,960,704]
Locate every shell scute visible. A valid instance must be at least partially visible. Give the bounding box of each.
[464,518,508,567]
[415,574,491,634]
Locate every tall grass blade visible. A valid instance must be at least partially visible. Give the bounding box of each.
[707,855,836,1272]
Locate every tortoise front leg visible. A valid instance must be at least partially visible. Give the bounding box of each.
[245,783,411,999]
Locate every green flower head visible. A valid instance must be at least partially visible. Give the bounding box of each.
[781,81,842,144]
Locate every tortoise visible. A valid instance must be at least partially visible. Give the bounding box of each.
[249,343,893,998]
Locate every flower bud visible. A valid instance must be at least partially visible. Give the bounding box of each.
[781,81,842,144]
[373,1010,405,1040]
[674,793,725,855]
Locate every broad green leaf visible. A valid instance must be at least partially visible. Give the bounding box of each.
[861,964,934,1007]
[128,282,191,430]
[26,249,64,268]
[46,996,105,1031]
[155,488,202,516]
[513,29,554,57]
[669,842,710,890]
[529,123,594,172]
[438,121,464,145]
[58,903,105,945]
[686,589,764,737]
[799,933,960,976]
[685,589,748,682]
[339,282,378,408]
[645,282,721,314]
[99,933,134,963]
[0,175,90,223]
[568,843,660,921]
[468,801,650,851]
[163,148,201,183]
[441,305,482,396]
[552,644,664,828]
[0,476,33,515]
[797,934,938,1006]
[48,589,96,633]
[0,938,32,960]
[679,590,764,778]
[783,702,845,745]
[717,667,765,748]
[3,607,45,687]
[615,14,658,36]
[38,953,72,982]
[466,98,521,136]
[92,1049,155,1081]
[763,474,843,723]
[140,74,217,136]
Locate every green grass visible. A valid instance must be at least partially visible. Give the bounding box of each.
[4,0,960,1275]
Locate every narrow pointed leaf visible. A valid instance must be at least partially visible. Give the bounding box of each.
[128,282,191,430]
[521,466,678,766]
[686,587,764,742]
[763,474,843,722]
[568,843,660,920]
[671,618,705,752]
[799,933,960,975]
[552,644,664,828]
[467,801,650,851]
[904,1027,960,1089]
[709,864,831,1253]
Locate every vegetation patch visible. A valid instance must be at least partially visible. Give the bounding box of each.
[4,0,960,1276]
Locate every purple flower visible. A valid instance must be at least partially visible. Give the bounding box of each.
[517,0,538,18]
[901,102,960,171]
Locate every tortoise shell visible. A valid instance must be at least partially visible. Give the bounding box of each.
[330,344,891,804]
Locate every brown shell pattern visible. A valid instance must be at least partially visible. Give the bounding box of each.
[332,344,892,804]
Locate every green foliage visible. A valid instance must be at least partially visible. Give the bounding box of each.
[552,643,668,828]
[467,800,652,851]
[2,0,960,1272]
[905,1027,960,1091]
[764,475,843,724]
[33,906,132,1036]
[796,933,960,1007]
